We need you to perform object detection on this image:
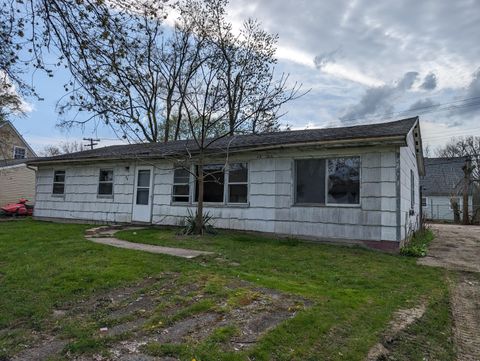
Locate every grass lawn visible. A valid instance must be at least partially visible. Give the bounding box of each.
[0,220,455,360]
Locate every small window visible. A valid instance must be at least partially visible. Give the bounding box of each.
[410,170,415,208]
[421,197,427,207]
[52,170,66,195]
[295,159,326,204]
[13,146,26,159]
[173,167,190,203]
[228,163,248,203]
[98,169,114,196]
[327,157,360,205]
[195,164,224,203]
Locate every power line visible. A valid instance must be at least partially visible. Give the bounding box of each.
[340,96,480,124]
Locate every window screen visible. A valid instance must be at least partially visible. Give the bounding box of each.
[295,159,326,203]
[228,163,248,203]
[195,164,224,202]
[173,167,190,203]
[14,147,26,159]
[98,169,114,195]
[327,157,360,204]
[52,170,66,195]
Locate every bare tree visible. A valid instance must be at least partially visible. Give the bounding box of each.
[437,136,480,223]
[171,0,304,233]
[39,140,83,156]
[436,136,480,178]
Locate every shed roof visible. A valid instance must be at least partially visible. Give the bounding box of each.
[421,157,469,196]
[28,117,419,165]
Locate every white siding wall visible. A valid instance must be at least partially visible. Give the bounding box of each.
[150,146,399,242]
[423,195,473,221]
[34,162,135,223]
[34,144,409,244]
[399,129,421,240]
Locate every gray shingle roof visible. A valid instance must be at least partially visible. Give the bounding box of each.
[28,117,418,164]
[421,157,468,196]
[0,158,33,168]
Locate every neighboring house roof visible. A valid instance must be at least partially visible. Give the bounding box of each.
[421,157,469,196]
[28,117,421,165]
[0,120,38,157]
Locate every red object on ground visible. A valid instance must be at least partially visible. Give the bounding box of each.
[1,198,34,216]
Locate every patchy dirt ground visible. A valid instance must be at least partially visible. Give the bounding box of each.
[365,302,427,361]
[9,273,310,361]
[418,223,480,361]
[418,224,480,273]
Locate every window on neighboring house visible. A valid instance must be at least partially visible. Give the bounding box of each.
[172,167,190,203]
[228,163,248,203]
[327,157,361,204]
[52,170,66,195]
[295,159,326,204]
[98,169,114,196]
[13,146,26,159]
[295,157,360,205]
[421,197,427,207]
[195,164,225,202]
[410,170,415,208]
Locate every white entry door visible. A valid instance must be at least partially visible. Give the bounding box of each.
[132,166,153,223]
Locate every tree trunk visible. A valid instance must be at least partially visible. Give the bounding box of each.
[195,161,204,235]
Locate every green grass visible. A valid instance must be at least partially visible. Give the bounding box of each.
[386,289,456,360]
[0,220,454,360]
[400,228,435,257]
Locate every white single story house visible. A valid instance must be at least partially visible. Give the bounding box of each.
[421,157,472,221]
[28,117,424,250]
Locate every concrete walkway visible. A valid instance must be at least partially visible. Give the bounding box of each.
[419,224,480,361]
[85,226,214,259]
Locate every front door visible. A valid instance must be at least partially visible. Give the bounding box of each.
[132,166,153,223]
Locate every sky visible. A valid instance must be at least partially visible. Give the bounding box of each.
[9,0,480,155]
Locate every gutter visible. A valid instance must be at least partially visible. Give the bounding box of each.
[26,134,407,166]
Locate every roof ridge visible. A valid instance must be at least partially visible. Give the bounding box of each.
[29,117,419,164]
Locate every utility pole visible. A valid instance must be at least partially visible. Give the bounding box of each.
[462,158,473,225]
[83,138,100,150]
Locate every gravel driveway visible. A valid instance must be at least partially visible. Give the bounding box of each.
[419,223,480,361]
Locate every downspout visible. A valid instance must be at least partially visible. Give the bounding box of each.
[26,165,37,206]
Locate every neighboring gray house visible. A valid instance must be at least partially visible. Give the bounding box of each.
[28,117,424,250]
[421,157,472,221]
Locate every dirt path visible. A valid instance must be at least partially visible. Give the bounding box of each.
[85,226,214,259]
[418,224,480,361]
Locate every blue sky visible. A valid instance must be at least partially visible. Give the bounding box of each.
[9,0,480,155]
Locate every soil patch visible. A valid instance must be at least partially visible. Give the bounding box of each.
[8,273,309,360]
[418,224,480,273]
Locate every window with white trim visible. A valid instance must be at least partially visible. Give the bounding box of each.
[191,163,249,204]
[98,169,114,196]
[228,163,248,203]
[421,197,427,207]
[13,146,26,159]
[52,170,66,195]
[295,157,360,205]
[172,167,190,203]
